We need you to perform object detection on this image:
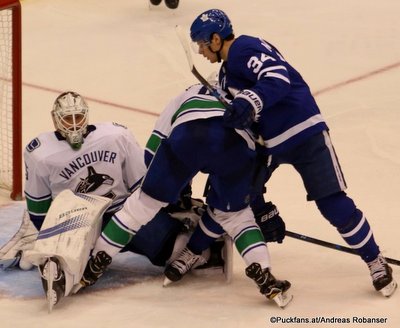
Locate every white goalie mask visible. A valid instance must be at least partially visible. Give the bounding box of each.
[52,91,89,150]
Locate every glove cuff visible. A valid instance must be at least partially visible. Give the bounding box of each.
[235,89,263,121]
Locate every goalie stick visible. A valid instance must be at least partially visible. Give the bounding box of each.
[286,230,400,266]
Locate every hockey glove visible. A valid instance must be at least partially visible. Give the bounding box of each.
[223,89,263,129]
[255,202,286,243]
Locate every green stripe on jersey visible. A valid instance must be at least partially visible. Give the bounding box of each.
[26,197,52,215]
[235,228,265,254]
[171,99,225,124]
[146,133,162,153]
[103,218,133,246]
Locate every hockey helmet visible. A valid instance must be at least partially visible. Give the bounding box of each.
[190,9,233,43]
[52,91,89,150]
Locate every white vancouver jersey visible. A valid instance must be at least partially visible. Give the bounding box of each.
[24,122,146,218]
[145,84,255,165]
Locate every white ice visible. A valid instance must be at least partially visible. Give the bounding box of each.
[0,0,399,327]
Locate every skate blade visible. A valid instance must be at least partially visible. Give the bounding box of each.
[271,291,293,308]
[380,280,397,297]
[163,277,174,287]
[42,258,63,313]
[47,288,59,313]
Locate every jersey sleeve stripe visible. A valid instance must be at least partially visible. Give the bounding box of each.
[265,72,290,84]
[24,191,52,201]
[265,114,325,148]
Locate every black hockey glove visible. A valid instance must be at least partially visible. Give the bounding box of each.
[255,202,286,243]
[223,89,263,129]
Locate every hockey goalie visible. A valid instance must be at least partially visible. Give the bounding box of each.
[24,189,112,312]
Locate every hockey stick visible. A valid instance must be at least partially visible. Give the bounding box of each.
[175,25,231,108]
[175,25,265,145]
[286,230,400,266]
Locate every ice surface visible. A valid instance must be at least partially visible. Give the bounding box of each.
[0,0,399,327]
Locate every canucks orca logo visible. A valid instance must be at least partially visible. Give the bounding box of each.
[75,166,114,194]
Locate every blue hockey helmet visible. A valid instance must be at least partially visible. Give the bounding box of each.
[190,9,233,43]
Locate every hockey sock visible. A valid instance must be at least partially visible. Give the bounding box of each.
[316,192,380,262]
[187,210,224,255]
[93,215,134,257]
[234,226,270,268]
[338,210,380,262]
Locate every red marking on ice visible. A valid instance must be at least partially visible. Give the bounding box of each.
[22,61,400,114]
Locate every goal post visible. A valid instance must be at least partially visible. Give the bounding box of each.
[0,0,22,200]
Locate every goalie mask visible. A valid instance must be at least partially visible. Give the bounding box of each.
[52,91,89,150]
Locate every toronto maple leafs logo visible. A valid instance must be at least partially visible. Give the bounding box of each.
[200,13,210,22]
[75,166,114,194]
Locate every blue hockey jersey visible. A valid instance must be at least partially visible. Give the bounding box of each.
[219,35,328,154]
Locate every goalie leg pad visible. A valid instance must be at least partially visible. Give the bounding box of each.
[24,190,112,296]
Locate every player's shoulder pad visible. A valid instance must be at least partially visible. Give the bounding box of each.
[26,138,41,153]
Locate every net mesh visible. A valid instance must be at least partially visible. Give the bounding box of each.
[0,8,14,191]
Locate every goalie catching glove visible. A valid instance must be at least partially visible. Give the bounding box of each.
[223,89,263,129]
[255,202,286,243]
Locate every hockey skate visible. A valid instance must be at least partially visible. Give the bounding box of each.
[149,0,162,5]
[245,263,293,308]
[163,247,206,286]
[39,257,66,313]
[80,251,112,288]
[164,0,179,9]
[367,254,397,297]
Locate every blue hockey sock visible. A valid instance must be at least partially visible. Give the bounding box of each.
[338,210,380,262]
[316,192,380,262]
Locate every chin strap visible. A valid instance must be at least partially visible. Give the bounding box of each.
[209,39,224,63]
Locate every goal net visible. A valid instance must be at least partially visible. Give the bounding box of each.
[0,0,22,200]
